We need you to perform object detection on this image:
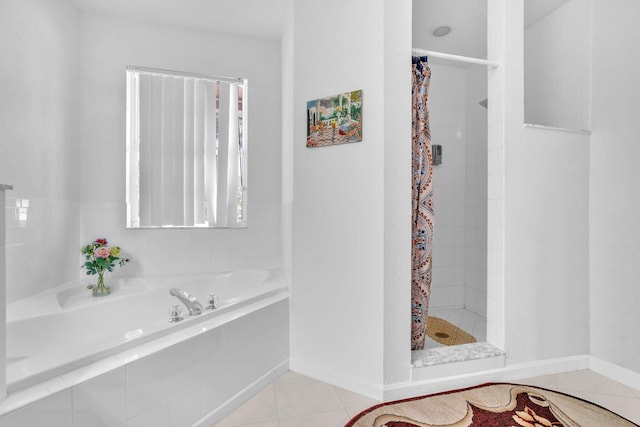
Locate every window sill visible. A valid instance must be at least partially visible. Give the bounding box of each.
[524,123,591,134]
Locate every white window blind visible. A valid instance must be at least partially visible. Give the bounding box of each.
[126,67,247,228]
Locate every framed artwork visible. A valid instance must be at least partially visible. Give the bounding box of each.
[306,90,362,148]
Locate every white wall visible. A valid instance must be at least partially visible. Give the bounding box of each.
[590,0,640,374]
[524,0,591,130]
[76,13,282,281]
[0,187,9,400]
[500,0,590,365]
[382,0,413,387]
[290,0,412,397]
[0,0,80,303]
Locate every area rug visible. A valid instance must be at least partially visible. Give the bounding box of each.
[426,316,476,346]
[345,383,638,427]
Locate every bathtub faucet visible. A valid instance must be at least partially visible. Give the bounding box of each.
[169,288,203,316]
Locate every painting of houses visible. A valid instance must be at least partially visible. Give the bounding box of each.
[306,90,362,148]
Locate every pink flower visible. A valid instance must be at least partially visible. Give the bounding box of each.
[94,246,111,259]
[95,238,108,245]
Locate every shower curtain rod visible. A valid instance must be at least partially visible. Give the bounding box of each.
[412,48,499,68]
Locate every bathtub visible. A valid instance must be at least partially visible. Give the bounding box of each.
[2,269,289,426]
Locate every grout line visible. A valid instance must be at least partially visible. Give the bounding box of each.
[266,383,281,426]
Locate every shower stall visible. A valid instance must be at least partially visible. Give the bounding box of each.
[421,60,488,349]
[412,0,489,351]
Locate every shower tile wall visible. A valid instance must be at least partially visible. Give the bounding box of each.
[464,66,488,317]
[428,63,487,316]
[429,64,466,311]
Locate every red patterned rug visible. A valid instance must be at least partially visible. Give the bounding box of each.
[346,383,638,426]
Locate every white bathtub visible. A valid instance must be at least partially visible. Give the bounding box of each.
[5,269,289,399]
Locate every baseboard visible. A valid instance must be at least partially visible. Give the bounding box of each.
[194,359,289,427]
[384,355,591,401]
[589,356,640,391]
[289,358,384,401]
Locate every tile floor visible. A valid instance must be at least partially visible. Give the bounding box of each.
[212,371,377,427]
[212,369,640,426]
[425,307,487,349]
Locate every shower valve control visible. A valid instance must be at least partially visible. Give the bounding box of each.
[432,144,442,166]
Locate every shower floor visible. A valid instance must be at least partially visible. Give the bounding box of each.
[424,307,486,349]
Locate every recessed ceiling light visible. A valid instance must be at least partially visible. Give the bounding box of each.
[433,26,452,37]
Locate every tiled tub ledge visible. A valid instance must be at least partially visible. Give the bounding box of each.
[412,342,504,368]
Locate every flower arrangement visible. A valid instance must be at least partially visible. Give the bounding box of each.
[81,237,129,296]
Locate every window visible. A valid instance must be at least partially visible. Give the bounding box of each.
[126,67,247,228]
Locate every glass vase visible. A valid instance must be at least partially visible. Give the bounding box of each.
[92,271,110,297]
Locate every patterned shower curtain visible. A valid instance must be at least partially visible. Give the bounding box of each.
[411,56,434,350]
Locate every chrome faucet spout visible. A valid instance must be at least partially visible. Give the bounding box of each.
[169,288,203,315]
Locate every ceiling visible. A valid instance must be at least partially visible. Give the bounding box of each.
[413,0,572,62]
[71,0,288,39]
[71,0,572,47]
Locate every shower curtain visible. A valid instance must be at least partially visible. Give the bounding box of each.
[411,56,434,350]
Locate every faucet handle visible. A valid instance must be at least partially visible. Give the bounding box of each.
[168,304,183,322]
[206,293,219,310]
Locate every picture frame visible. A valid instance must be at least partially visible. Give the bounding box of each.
[306,90,362,148]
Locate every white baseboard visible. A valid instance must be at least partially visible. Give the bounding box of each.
[589,356,640,391]
[289,358,384,401]
[194,360,290,427]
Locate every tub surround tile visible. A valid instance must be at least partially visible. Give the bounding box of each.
[49,352,126,395]
[126,349,170,419]
[72,366,126,427]
[201,327,231,415]
[170,335,205,392]
[0,380,62,416]
[0,389,72,427]
[126,399,169,427]
[1,295,290,426]
[169,381,202,427]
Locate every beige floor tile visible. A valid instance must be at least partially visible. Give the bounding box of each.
[213,385,278,427]
[274,373,344,418]
[215,369,640,427]
[279,409,352,427]
[334,386,379,408]
[516,373,559,390]
[516,370,640,425]
[344,404,375,419]
[236,422,281,427]
[556,370,638,397]
[574,390,640,425]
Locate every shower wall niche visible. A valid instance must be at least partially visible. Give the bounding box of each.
[428,61,488,323]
